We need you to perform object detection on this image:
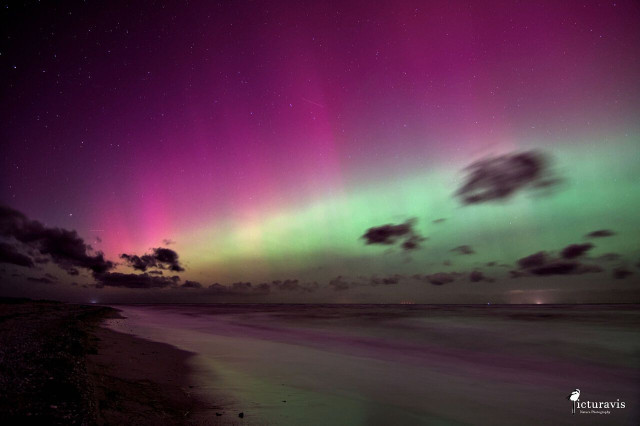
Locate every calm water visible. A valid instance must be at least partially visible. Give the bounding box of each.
[105,304,640,425]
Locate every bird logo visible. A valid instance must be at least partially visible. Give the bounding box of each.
[567,389,580,414]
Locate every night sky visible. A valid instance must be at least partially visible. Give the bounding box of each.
[1,0,639,303]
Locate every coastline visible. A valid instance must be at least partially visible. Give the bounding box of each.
[105,303,640,426]
[87,310,213,426]
[0,299,216,425]
[4,300,638,425]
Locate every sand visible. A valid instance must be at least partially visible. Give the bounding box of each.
[87,325,209,425]
[0,299,217,425]
[105,303,640,426]
[4,299,638,425]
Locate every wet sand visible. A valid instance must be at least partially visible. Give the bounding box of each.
[106,303,640,426]
[3,300,637,425]
[87,325,209,425]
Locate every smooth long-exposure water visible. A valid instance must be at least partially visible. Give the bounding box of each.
[105,304,639,425]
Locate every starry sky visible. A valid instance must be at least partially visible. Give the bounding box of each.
[1,0,639,303]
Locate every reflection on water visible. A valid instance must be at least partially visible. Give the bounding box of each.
[105,304,640,425]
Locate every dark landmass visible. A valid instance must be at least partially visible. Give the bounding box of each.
[0,298,209,425]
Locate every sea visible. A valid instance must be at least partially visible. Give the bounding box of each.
[104,304,640,425]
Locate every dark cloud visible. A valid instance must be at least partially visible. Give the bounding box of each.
[205,281,266,295]
[162,239,176,245]
[613,268,633,280]
[27,275,56,284]
[120,247,185,272]
[561,243,594,259]
[469,270,493,282]
[270,279,295,291]
[276,279,318,293]
[514,249,603,277]
[451,245,474,255]
[426,273,456,286]
[413,273,456,286]
[585,230,615,238]
[432,218,446,224]
[509,269,528,278]
[0,205,114,275]
[0,242,34,267]
[148,270,163,275]
[182,280,203,288]
[95,272,180,289]
[232,281,252,291]
[362,221,412,245]
[329,276,351,291]
[371,275,402,285]
[119,253,153,271]
[531,262,602,276]
[206,283,235,294]
[204,279,314,295]
[382,275,400,285]
[517,251,547,269]
[401,234,427,251]
[529,262,580,275]
[270,279,318,292]
[361,218,426,251]
[327,275,405,290]
[455,151,560,205]
[152,248,185,272]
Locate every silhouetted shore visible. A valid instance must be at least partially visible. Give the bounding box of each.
[0,298,208,425]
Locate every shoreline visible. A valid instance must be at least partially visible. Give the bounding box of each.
[5,299,638,425]
[87,309,213,425]
[0,299,218,425]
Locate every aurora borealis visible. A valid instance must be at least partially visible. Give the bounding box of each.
[1,0,639,303]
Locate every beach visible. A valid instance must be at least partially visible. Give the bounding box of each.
[0,299,207,425]
[105,303,640,425]
[1,300,638,425]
